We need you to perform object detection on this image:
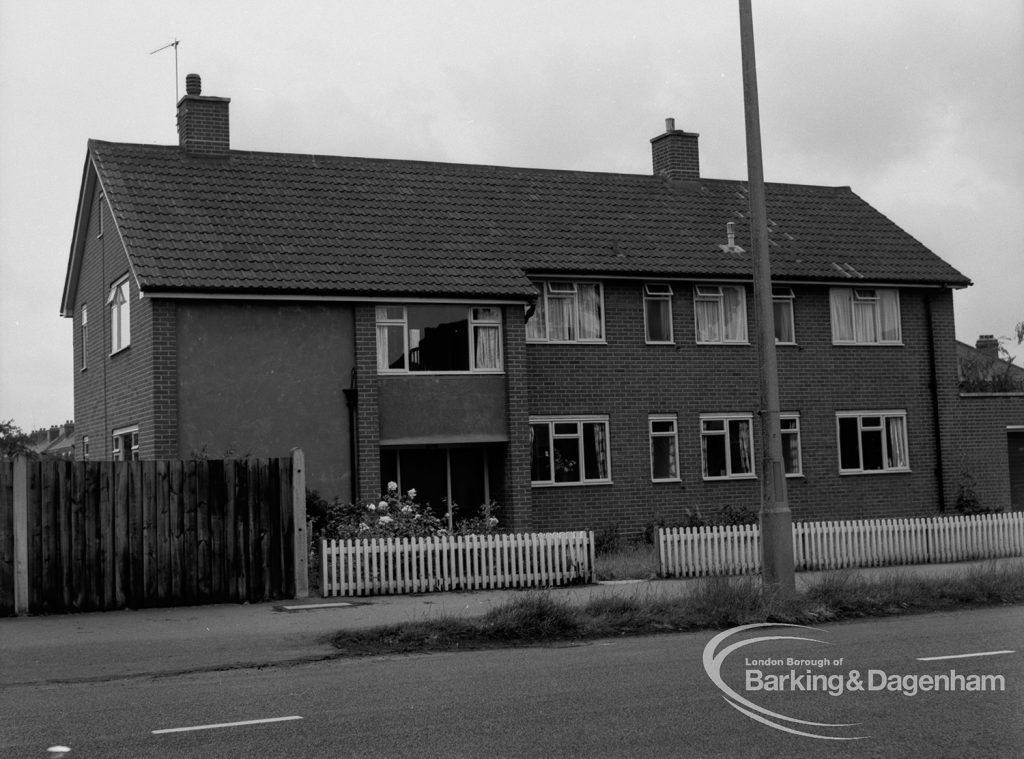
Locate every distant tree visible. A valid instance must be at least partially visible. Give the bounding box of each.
[0,419,36,460]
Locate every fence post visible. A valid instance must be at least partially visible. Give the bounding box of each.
[12,455,29,615]
[291,449,309,599]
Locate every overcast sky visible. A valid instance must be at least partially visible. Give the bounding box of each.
[1,0,1021,431]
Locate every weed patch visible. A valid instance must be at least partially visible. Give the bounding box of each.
[330,564,1024,656]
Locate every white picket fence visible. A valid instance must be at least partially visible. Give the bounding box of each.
[659,512,1024,578]
[320,531,594,597]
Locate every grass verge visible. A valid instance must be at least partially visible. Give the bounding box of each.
[331,563,1024,656]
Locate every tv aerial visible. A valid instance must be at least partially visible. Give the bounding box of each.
[149,39,180,101]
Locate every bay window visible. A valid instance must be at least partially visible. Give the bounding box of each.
[376,304,502,373]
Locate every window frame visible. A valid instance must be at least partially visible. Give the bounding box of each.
[835,410,910,475]
[643,283,674,344]
[81,435,90,461]
[80,304,89,370]
[649,414,680,482]
[375,304,504,374]
[525,280,606,344]
[693,284,749,345]
[780,412,803,477]
[772,286,796,345]
[700,413,756,480]
[112,425,139,461]
[829,287,902,346]
[108,276,131,354]
[530,415,612,487]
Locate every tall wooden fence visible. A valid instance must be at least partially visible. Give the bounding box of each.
[0,453,307,616]
[321,531,594,597]
[658,512,1024,578]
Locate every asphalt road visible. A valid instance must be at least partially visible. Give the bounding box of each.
[3,606,1022,758]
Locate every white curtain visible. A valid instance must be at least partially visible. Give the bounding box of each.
[734,419,752,474]
[578,284,602,340]
[853,301,877,343]
[830,288,854,342]
[695,299,720,342]
[886,417,907,469]
[879,289,901,342]
[723,286,746,341]
[547,295,573,341]
[474,325,500,369]
[589,423,608,479]
[525,298,545,341]
[375,325,390,371]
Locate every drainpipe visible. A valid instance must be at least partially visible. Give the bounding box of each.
[926,293,947,512]
[343,369,358,505]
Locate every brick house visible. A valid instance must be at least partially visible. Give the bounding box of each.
[954,336,1024,511]
[61,74,982,533]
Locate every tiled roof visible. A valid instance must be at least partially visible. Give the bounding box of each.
[89,140,970,299]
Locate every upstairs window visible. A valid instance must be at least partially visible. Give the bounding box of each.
[837,411,909,474]
[376,304,502,373]
[108,276,131,353]
[530,416,611,485]
[526,281,604,343]
[830,288,901,345]
[644,284,674,343]
[80,305,89,370]
[701,414,755,480]
[773,287,796,344]
[81,435,90,461]
[694,284,747,344]
[112,426,139,461]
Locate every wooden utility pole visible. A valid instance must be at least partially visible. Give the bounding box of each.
[738,0,795,592]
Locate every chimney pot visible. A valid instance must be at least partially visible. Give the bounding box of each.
[975,334,1000,359]
[177,73,231,157]
[650,117,700,181]
[185,73,202,96]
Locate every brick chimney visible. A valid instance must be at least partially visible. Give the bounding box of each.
[975,334,1000,359]
[176,73,230,157]
[651,118,700,180]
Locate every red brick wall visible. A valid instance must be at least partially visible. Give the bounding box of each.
[951,394,1024,511]
[71,185,156,460]
[526,280,957,535]
[354,304,381,504]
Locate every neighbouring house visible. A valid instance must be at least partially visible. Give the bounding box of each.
[954,336,1024,512]
[62,73,990,533]
[28,421,76,460]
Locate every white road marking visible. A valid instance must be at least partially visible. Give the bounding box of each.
[152,716,303,734]
[917,650,1015,661]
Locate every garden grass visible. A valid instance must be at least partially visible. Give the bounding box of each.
[330,564,1024,656]
[593,542,659,581]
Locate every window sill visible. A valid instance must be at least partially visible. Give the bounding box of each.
[839,468,912,476]
[645,340,675,346]
[526,340,607,346]
[651,477,681,484]
[378,369,505,376]
[695,341,750,346]
[702,474,757,482]
[531,480,613,488]
[110,345,130,357]
[831,341,904,347]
